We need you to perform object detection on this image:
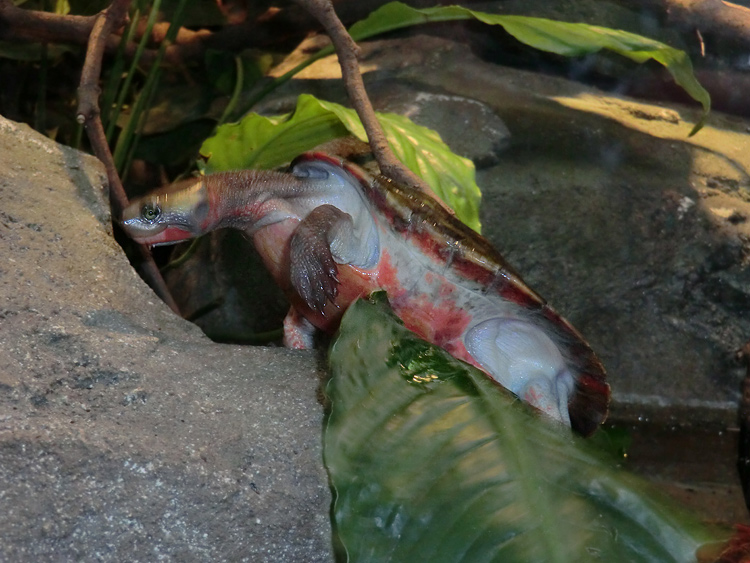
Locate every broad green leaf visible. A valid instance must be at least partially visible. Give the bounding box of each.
[314,98,480,230]
[326,294,729,562]
[200,95,350,172]
[200,94,482,231]
[347,2,709,135]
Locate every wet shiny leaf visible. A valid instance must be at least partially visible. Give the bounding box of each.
[200,94,482,231]
[325,294,728,562]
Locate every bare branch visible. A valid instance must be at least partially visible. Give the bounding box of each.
[0,0,98,44]
[292,0,443,202]
[76,0,180,315]
[0,1,315,66]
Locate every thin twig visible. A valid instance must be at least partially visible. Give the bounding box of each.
[292,0,439,199]
[76,0,180,315]
[76,1,127,133]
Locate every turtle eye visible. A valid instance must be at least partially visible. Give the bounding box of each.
[141,203,161,222]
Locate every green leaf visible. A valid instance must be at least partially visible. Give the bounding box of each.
[200,94,482,231]
[325,294,728,562]
[200,94,350,172]
[348,2,710,135]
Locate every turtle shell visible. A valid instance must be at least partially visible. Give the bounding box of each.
[293,152,610,435]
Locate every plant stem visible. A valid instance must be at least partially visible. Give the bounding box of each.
[216,55,244,127]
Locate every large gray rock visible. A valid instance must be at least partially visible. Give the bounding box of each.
[0,116,332,561]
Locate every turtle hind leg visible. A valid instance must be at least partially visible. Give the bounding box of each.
[283,306,317,349]
[464,317,573,426]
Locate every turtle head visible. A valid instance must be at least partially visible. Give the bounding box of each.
[121,178,210,246]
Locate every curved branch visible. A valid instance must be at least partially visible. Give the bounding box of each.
[293,0,442,201]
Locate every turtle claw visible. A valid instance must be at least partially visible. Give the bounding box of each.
[289,205,345,314]
[290,249,339,314]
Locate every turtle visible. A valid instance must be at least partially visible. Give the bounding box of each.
[122,151,609,435]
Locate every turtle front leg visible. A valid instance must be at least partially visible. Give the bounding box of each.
[289,204,357,314]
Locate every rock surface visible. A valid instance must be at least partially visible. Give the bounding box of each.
[0,117,332,561]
